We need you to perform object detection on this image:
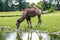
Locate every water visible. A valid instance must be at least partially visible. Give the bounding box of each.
[0,30,60,40]
[6,32,17,40]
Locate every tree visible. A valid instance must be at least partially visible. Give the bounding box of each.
[36,1,44,10]
[30,3,35,7]
[0,0,9,11]
[18,0,29,11]
[19,0,25,11]
[5,0,9,11]
[43,0,47,10]
[43,0,45,2]
[22,2,29,10]
[0,0,3,11]
[55,0,60,10]
[49,0,53,4]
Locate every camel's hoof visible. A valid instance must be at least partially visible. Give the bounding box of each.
[15,29,18,31]
[28,26,32,28]
[35,26,37,27]
[30,26,32,28]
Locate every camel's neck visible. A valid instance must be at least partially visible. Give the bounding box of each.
[19,14,26,23]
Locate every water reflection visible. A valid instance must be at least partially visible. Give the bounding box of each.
[6,32,17,40]
[0,30,60,40]
[50,34,60,40]
[16,32,22,40]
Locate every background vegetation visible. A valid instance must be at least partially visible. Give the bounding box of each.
[0,0,60,12]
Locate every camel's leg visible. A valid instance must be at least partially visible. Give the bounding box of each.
[16,14,25,29]
[26,14,32,28]
[16,20,20,29]
[29,19,32,28]
[36,15,42,27]
[26,18,29,28]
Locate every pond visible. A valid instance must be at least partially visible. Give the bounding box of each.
[0,30,60,40]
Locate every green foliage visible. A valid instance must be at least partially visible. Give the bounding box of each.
[36,1,54,12]
[21,2,29,10]
[47,6,54,13]
[0,0,3,11]
[0,0,29,11]
[19,0,29,11]
[0,0,60,11]
[29,3,35,7]
[36,1,44,10]
[0,0,9,11]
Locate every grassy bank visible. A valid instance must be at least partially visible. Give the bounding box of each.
[0,11,60,32]
[0,11,22,16]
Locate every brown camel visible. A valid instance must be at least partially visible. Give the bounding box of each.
[16,7,42,29]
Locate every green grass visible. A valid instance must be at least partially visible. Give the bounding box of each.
[0,11,60,32]
[0,11,22,16]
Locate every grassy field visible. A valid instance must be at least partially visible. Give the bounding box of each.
[0,11,60,32]
[0,11,22,16]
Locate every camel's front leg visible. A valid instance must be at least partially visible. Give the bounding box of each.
[16,20,20,29]
[26,13,32,28]
[26,18,32,28]
[16,14,26,29]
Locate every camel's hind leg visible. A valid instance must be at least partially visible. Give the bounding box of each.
[36,14,42,27]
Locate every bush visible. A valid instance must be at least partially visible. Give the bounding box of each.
[36,1,44,10]
[47,5,54,13]
[36,1,54,13]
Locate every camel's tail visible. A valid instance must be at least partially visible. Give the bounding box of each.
[42,11,48,14]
